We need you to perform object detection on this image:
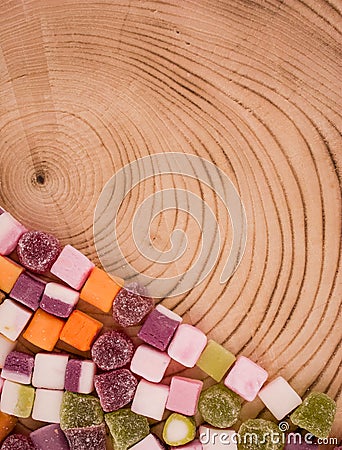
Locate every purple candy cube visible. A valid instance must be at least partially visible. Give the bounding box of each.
[10,272,45,311]
[138,305,182,351]
[65,359,96,394]
[30,424,70,450]
[40,282,79,318]
[0,434,35,450]
[2,351,34,384]
[64,424,106,450]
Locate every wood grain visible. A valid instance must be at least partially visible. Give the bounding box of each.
[0,0,341,445]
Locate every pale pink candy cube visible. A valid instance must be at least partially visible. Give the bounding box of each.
[0,213,27,255]
[258,376,302,420]
[168,324,207,368]
[224,356,268,401]
[166,376,203,416]
[171,440,203,450]
[32,353,69,390]
[199,425,237,450]
[32,388,64,423]
[131,379,169,420]
[0,333,16,367]
[130,344,171,383]
[50,245,95,290]
[130,434,164,449]
[0,299,32,341]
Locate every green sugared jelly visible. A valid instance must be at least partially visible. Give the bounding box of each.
[290,392,336,438]
[238,419,284,450]
[196,340,236,382]
[105,408,149,450]
[163,413,196,446]
[198,384,240,428]
[60,391,103,430]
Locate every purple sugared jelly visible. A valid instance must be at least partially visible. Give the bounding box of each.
[17,231,61,274]
[30,424,70,450]
[91,330,134,371]
[64,424,106,450]
[0,434,35,450]
[138,307,180,351]
[2,351,34,384]
[10,272,45,311]
[94,368,138,412]
[113,284,154,327]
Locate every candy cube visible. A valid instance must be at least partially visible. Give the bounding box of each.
[30,424,70,450]
[168,324,207,368]
[198,384,240,428]
[0,334,16,368]
[196,340,236,382]
[113,284,154,327]
[0,380,35,417]
[64,424,107,450]
[258,376,302,420]
[130,344,171,382]
[10,272,45,311]
[131,379,169,420]
[32,353,69,390]
[60,310,102,352]
[17,231,61,274]
[224,356,268,401]
[2,351,34,384]
[94,369,137,412]
[50,244,95,290]
[0,212,27,255]
[0,257,24,293]
[199,425,237,450]
[130,434,165,450]
[238,419,284,450]
[171,440,203,450]
[0,299,32,341]
[40,282,79,318]
[80,267,122,312]
[60,391,103,430]
[105,408,149,450]
[290,392,336,439]
[91,330,134,371]
[0,411,17,443]
[138,305,182,351]
[32,389,64,423]
[163,413,196,447]
[166,376,203,416]
[0,434,35,450]
[23,309,64,351]
[64,359,96,394]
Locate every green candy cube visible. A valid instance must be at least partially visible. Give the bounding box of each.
[197,340,236,382]
[198,384,241,428]
[290,392,336,439]
[60,391,103,430]
[163,413,196,446]
[238,419,284,450]
[105,408,149,450]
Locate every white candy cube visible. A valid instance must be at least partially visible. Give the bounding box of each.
[0,379,35,417]
[0,299,32,341]
[33,353,69,390]
[199,425,237,450]
[258,376,302,420]
[32,389,64,423]
[0,333,16,367]
[130,344,171,383]
[131,379,169,420]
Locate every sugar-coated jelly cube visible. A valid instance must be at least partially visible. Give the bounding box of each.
[60,310,102,352]
[2,351,34,384]
[199,425,237,450]
[129,433,165,450]
[196,340,236,382]
[130,344,171,383]
[105,408,149,450]
[32,389,64,423]
[63,424,106,450]
[163,413,196,447]
[166,376,203,416]
[10,272,45,311]
[0,256,24,294]
[290,392,336,439]
[0,380,35,418]
[94,369,137,412]
[32,353,69,390]
[0,334,16,368]
[60,391,104,430]
[30,424,70,450]
[0,299,32,341]
[112,284,154,327]
[64,359,96,394]
[238,419,285,450]
[40,282,79,318]
[0,213,27,256]
[168,324,207,368]
[0,411,17,443]
[91,330,134,371]
[131,379,169,421]
[198,384,240,428]
[23,309,64,351]
[0,434,35,450]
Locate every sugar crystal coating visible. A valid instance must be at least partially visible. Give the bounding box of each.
[17,231,61,274]
[290,392,336,439]
[60,391,103,430]
[163,413,196,446]
[91,330,134,371]
[2,351,34,384]
[64,424,106,450]
[198,384,241,428]
[0,434,34,450]
[113,285,154,327]
[238,419,284,450]
[10,273,45,311]
[105,408,149,450]
[94,368,137,412]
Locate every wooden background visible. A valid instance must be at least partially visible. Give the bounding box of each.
[0,0,341,445]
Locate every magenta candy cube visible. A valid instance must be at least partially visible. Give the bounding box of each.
[30,424,70,450]
[50,245,94,290]
[166,376,203,416]
[10,273,45,311]
[224,356,268,401]
[168,324,207,368]
[0,212,27,255]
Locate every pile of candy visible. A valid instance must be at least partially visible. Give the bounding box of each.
[0,210,339,450]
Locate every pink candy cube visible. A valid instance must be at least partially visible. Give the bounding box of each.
[224,356,268,401]
[168,324,207,368]
[130,344,171,383]
[166,376,203,416]
[50,245,95,290]
[130,434,165,450]
[0,213,27,255]
[171,440,203,450]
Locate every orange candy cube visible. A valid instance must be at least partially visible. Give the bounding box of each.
[80,267,123,313]
[60,310,103,351]
[0,256,24,293]
[0,411,17,442]
[23,308,64,351]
